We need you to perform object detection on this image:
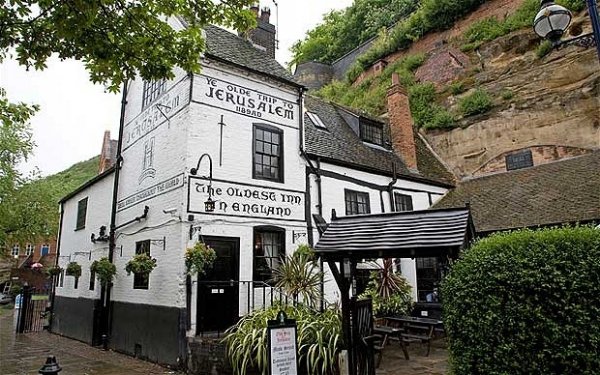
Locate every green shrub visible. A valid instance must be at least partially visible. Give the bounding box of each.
[500,89,514,100]
[536,40,554,59]
[462,0,539,45]
[225,304,341,375]
[424,107,456,130]
[449,81,466,95]
[458,88,492,116]
[346,0,489,82]
[556,0,586,12]
[442,226,600,374]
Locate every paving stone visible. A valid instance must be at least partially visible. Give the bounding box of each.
[0,310,181,375]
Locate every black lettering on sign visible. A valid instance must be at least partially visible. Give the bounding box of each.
[201,75,296,121]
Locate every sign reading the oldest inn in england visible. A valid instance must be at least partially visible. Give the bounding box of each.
[198,75,298,127]
[188,177,305,221]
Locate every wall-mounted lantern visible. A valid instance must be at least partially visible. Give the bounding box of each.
[190,153,216,213]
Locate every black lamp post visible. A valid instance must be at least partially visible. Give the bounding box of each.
[190,153,216,213]
[533,0,600,62]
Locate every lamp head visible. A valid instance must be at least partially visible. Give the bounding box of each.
[204,197,216,213]
[533,0,572,42]
[190,168,198,175]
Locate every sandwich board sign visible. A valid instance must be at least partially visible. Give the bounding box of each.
[267,311,298,375]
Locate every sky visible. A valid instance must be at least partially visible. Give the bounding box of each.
[1,0,352,177]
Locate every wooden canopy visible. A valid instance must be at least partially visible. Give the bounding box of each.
[314,207,474,261]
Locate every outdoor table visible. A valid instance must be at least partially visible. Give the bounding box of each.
[383,316,444,356]
[373,320,409,363]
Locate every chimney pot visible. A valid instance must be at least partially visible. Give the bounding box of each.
[250,5,259,18]
[260,7,271,23]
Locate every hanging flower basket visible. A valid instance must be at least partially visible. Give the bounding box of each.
[45,266,62,277]
[91,257,117,285]
[185,242,217,276]
[125,253,157,276]
[65,262,82,278]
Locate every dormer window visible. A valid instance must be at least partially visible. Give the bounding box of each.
[307,112,327,130]
[360,119,383,146]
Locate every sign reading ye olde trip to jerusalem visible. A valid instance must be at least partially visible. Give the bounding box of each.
[200,75,297,125]
[188,177,305,222]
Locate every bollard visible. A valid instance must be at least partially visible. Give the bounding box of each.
[101,334,108,350]
[38,356,62,374]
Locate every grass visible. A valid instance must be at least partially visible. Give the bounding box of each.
[536,40,553,59]
[458,88,493,116]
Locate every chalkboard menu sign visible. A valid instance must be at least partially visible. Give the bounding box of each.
[267,312,298,375]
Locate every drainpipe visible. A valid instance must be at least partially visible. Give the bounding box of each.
[387,163,398,212]
[102,79,128,346]
[49,205,65,330]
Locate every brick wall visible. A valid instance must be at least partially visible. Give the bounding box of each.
[387,74,417,170]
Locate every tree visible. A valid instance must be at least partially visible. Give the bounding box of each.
[0,88,40,247]
[0,0,256,248]
[1,0,256,92]
[290,0,418,66]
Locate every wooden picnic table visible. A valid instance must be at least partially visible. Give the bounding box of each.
[383,316,444,356]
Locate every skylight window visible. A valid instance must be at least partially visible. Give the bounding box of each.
[307,112,327,130]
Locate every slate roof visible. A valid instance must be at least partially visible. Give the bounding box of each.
[314,208,473,260]
[204,25,298,86]
[434,151,600,233]
[303,96,455,187]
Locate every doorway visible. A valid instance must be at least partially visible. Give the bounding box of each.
[196,236,239,334]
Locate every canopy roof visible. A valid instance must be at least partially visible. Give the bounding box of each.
[315,207,474,261]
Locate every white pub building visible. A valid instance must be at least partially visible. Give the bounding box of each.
[51,9,454,367]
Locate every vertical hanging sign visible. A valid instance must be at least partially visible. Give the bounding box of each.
[267,311,298,375]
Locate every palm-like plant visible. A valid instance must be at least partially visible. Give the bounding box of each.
[224,304,341,375]
[273,245,323,307]
[360,258,413,317]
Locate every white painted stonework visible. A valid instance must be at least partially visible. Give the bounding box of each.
[57,35,449,339]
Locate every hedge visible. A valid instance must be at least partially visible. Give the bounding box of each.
[442,226,600,374]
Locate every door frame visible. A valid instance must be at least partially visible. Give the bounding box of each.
[195,235,240,335]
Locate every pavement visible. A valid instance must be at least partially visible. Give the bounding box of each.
[1,305,449,375]
[377,338,448,375]
[0,307,181,375]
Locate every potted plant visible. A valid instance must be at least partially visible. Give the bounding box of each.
[185,242,217,276]
[65,262,82,278]
[90,257,117,285]
[45,265,62,278]
[125,253,157,276]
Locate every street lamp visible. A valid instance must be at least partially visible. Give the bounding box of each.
[533,0,600,62]
[533,0,572,42]
[190,153,216,213]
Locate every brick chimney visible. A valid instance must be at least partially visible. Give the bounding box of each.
[387,73,418,170]
[246,6,276,58]
[99,130,118,173]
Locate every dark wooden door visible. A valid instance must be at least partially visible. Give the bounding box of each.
[197,236,239,334]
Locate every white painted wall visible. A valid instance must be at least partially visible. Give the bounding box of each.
[56,173,114,300]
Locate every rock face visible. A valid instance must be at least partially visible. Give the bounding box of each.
[423,29,600,179]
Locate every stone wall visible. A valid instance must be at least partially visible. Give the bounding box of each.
[474,145,594,176]
[424,30,600,179]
